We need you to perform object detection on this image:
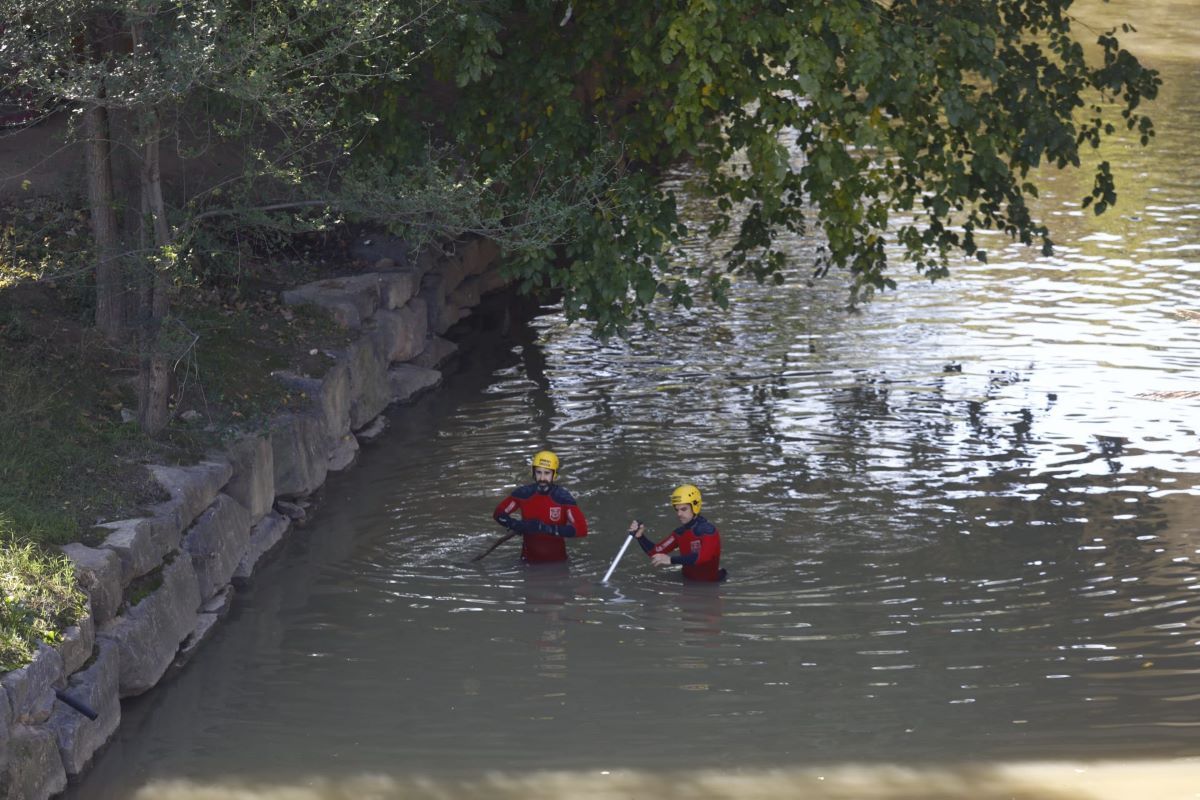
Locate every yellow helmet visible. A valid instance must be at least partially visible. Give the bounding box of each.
[531,450,560,479]
[670,484,702,514]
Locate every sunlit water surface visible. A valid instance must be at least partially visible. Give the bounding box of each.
[70,4,1200,798]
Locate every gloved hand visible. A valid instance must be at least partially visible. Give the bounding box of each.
[497,514,517,530]
[523,520,553,535]
[505,519,534,534]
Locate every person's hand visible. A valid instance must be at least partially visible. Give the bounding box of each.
[651,553,671,567]
[627,520,644,538]
[500,515,529,533]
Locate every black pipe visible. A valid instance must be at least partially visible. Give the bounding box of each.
[54,690,99,721]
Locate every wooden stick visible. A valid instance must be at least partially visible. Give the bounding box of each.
[472,530,518,562]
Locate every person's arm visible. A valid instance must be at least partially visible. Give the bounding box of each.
[493,492,522,529]
[627,521,659,554]
[646,533,678,565]
[651,533,679,557]
[669,548,699,566]
[562,503,588,537]
[628,522,674,566]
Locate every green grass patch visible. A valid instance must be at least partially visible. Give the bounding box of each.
[0,327,173,546]
[0,532,87,672]
[0,280,356,551]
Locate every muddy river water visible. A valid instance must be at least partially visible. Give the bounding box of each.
[69,3,1200,797]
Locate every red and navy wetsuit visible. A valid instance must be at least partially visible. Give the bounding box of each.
[637,515,724,582]
[493,484,588,563]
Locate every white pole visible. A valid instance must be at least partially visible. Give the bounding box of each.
[601,535,634,583]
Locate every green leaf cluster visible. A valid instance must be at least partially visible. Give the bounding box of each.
[0,1,1160,338]
[369,0,1159,332]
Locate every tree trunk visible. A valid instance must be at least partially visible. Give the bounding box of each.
[136,108,174,435]
[83,101,125,341]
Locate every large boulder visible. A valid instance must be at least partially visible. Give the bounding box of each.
[56,615,95,676]
[98,554,200,697]
[173,585,235,671]
[173,613,221,670]
[60,544,123,625]
[448,275,483,313]
[344,337,393,430]
[0,725,66,800]
[281,274,383,329]
[474,238,502,272]
[1,646,63,725]
[147,460,234,533]
[279,272,419,328]
[354,415,389,443]
[274,362,351,450]
[96,515,186,586]
[388,365,442,404]
[418,271,451,333]
[327,433,359,472]
[316,361,353,441]
[410,336,458,370]
[49,637,120,778]
[378,269,422,310]
[223,434,275,523]
[477,264,511,296]
[269,411,331,499]
[415,245,445,273]
[182,493,252,601]
[370,299,428,364]
[439,251,473,293]
[456,237,501,281]
[437,239,498,292]
[232,512,291,586]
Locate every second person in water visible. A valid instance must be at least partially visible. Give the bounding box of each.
[628,484,725,582]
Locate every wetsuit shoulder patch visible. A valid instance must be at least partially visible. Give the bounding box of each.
[549,485,577,505]
[511,484,537,499]
[693,518,717,535]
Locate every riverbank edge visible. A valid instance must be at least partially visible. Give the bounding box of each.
[0,236,509,798]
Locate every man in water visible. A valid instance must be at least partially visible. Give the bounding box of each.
[628,484,725,581]
[492,450,589,563]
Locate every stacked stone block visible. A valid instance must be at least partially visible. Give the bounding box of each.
[0,237,507,797]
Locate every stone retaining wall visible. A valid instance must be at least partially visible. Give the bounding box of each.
[0,237,507,799]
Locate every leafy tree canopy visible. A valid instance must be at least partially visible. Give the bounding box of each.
[1,0,1162,343]
[371,0,1159,335]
